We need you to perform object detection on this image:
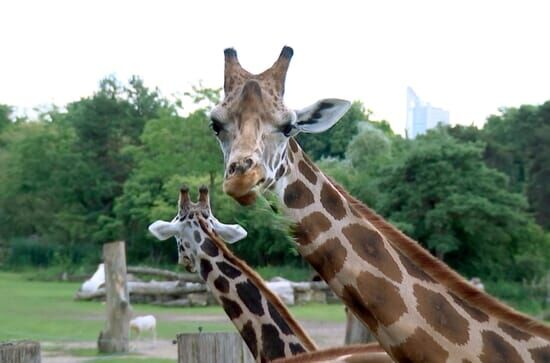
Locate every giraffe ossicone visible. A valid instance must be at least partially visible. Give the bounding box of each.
[148,186,246,271]
[210,46,550,362]
[211,46,350,205]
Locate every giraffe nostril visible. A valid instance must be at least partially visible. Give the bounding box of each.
[244,158,254,171]
[228,162,237,176]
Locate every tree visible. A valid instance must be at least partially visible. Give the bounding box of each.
[376,129,548,280]
[0,104,11,132]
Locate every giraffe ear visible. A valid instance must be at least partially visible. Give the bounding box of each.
[294,99,351,134]
[211,218,248,244]
[148,220,179,241]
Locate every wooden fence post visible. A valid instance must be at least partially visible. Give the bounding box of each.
[0,341,40,363]
[97,241,131,353]
[177,332,254,363]
[344,308,375,344]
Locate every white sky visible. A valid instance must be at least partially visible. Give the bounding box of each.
[1,0,549,134]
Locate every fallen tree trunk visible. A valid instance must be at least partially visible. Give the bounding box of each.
[127,266,202,283]
[75,281,207,301]
[0,341,41,363]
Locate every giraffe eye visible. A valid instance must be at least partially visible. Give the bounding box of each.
[209,118,223,136]
[280,123,294,137]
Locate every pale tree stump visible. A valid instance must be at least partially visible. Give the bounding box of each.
[344,308,376,344]
[177,332,254,363]
[97,241,131,353]
[0,341,40,363]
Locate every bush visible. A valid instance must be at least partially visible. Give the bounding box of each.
[485,280,546,316]
[6,237,60,267]
[5,237,100,269]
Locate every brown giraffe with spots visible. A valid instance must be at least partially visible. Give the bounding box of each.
[148,185,317,362]
[207,46,550,362]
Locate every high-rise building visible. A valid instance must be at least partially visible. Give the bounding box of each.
[406,87,449,139]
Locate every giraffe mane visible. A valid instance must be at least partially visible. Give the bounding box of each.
[328,176,550,341]
[197,216,319,351]
[271,343,386,363]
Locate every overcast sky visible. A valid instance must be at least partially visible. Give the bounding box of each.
[1,0,549,134]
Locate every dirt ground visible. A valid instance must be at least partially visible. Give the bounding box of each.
[42,314,346,362]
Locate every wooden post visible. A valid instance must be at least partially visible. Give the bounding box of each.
[344,308,375,344]
[0,341,40,363]
[97,241,131,353]
[177,332,254,363]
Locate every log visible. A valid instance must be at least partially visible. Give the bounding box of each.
[344,308,375,344]
[127,266,202,283]
[75,281,206,300]
[97,241,131,353]
[0,341,40,363]
[177,332,254,363]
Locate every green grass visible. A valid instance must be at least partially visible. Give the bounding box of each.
[0,272,234,342]
[0,272,345,344]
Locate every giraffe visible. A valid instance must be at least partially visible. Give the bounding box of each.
[207,46,550,362]
[148,185,317,362]
[149,185,395,363]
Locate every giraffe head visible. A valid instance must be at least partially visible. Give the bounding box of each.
[210,46,351,205]
[148,185,247,272]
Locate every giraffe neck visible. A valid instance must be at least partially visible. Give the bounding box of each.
[272,139,550,363]
[195,221,317,362]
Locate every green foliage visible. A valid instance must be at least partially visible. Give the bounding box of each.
[375,129,549,280]
[0,76,548,285]
[0,104,12,133]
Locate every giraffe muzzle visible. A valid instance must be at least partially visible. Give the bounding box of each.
[223,162,264,206]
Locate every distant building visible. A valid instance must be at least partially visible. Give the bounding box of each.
[406,87,449,139]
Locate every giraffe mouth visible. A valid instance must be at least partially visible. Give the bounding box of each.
[179,255,196,273]
[223,166,264,206]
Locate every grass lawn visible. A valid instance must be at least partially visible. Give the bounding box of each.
[0,271,346,362]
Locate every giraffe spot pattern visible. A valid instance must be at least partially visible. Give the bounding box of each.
[298,160,317,184]
[220,296,243,320]
[267,302,293,335]
[216,261,242,279]
[199,259,213,281]
[398,251,435,282]
[213,275,229,293]
[449,293,489,323]
[261,323,286,361]
[193,230,201,242]
[480,330,523,363]
[306,237,347,281]
[289,342,306,355]
[295,212,332,245]
[342,223,403,283]
[275,165,285,179]
[498,321,533,341]
[236,279,265,316]
[341,284,379,332]
[320,183,347,220]
[463,360,473,363]
[289,138,299,153]
[200,237,219,257]
[414,284,470,345]
[529,345,550,363]
[283,180,314,209]
[241,320,258,359]
[303,154,319,171]
[349,205,362,218]
[390,327,449,363]
[356,270,408,327]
